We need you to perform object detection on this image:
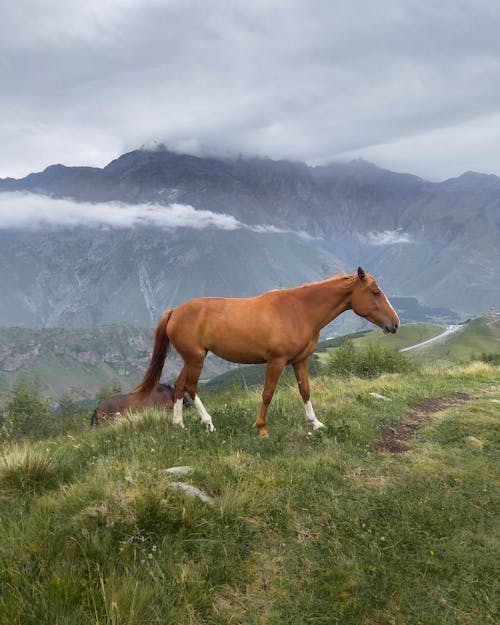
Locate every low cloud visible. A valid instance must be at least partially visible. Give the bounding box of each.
[362,230,412,245]
[0,191,289,235]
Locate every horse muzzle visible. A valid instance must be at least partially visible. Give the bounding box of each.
[383,321,399,335]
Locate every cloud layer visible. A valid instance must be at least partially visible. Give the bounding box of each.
[1,1,499,180]
[362,230,412,246]
[0,192,287,234]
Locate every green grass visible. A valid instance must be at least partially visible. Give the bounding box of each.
[0,363,499,624]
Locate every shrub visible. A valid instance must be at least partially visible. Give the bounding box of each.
[0,379,89,442]
[479,352,500,365]
[327,339,415,378]
[327,338,358,376]
[1,378,52,440]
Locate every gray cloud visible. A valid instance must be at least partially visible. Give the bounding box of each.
[1,1,499,180]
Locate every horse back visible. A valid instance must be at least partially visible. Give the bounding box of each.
[167,292,316,364]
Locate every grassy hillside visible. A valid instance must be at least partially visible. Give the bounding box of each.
[1,363,498,624]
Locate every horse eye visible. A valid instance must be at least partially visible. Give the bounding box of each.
[372,291,381,297]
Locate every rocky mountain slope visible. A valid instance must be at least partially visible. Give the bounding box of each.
[0,325,241,402]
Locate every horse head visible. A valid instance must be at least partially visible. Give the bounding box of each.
[350,267,399,334]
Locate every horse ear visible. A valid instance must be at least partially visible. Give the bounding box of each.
[357,266,366,281]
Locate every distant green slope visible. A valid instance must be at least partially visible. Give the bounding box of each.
[354,322,445,351]
[337,314,500,366]
[314,323,444,365]
[409,315,500,364]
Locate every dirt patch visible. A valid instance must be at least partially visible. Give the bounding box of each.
[374,392,470,453]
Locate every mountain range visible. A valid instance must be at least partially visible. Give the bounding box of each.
[0,147,499,330]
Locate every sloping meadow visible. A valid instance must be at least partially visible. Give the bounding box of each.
[0,364,499,625]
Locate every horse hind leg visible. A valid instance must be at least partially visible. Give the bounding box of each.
[293,359,324,430]
[173,366,188,427]
[175,358,215,432]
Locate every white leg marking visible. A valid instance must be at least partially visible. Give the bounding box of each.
[173,398,184,428]
[194,395,215,432]
[305,400,324,430]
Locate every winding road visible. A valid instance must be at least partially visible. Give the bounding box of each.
[399,325,463,353]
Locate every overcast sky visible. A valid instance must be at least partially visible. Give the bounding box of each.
[1,0,499,180]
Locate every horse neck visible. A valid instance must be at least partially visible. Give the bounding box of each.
[294,276,354,332]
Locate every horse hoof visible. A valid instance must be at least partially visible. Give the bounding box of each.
[313,421,325,430]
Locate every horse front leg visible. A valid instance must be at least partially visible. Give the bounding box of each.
[255,359,287,436]
[293,359,324,430]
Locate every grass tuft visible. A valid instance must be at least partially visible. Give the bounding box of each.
[0,445,66,495]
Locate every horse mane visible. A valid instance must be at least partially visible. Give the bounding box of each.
[294,272,354,292]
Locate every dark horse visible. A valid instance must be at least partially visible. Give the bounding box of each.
[135,268,399,435]
[91,383,185,426]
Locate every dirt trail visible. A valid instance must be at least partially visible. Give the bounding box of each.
[374,392,470,453]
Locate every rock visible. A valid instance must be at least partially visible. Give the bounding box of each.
[169,481,214,505]
[164,466,193,475]
[369,392,391,401]
[464,435,483,448]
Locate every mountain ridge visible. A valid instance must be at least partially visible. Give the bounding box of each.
[0,147,499,325]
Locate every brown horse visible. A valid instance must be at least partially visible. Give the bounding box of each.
[135,268,399,436]
[91,383,182,426]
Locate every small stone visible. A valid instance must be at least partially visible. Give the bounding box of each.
[164,466,193,475]
[369,392,391,401]
[464,436,483,448]
[169,481,214,505]
[490,399,500,404]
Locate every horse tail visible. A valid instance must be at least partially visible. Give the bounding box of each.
[90,408,98,427]
[135,309,173,400]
